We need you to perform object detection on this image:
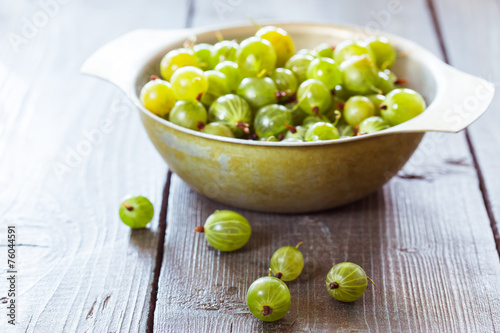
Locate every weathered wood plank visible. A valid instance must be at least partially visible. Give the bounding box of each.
[154,0,500,331]
[0,1,188,332]
[429,0,500,252]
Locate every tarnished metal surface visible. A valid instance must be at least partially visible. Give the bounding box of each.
[142,111,423,212]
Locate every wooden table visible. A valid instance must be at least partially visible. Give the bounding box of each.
[1,0,499,332]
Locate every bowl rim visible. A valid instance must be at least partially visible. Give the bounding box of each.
[131,21,440,147]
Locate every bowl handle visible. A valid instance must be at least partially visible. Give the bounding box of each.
[386,64,495,134]
[81,29,189,94]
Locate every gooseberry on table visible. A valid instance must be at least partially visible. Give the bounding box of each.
[270,242,305,281]
[246,268,291,322]
[194,210,251,252]
[119,196,154,229]
[325,262,374,302]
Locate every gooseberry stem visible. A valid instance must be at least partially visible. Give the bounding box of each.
[284,123,297,133]
[183,36,196,49]
[123,203,133,211]
[367,276,376,286]
[262,305,273,316]
[353,125,359,136]
[329,282,339,289]
[332,111,342,127]
[295,241,304,249]
[236,120,251,134]
[196,93,203,102]
[289,84,314,113]
[276,90,291,100]
[247,16,262,30]
[268,268,272,277]
[370,86,383,94]
[398,50,410,58]
[194,226,204,233]
[395,78,408,85]
[215,31,224,42]
[257,69,267,78]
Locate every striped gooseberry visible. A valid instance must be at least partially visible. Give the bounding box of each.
[194,210,251,252]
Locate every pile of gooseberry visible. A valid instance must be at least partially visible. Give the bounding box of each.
[189,209,374,322]
[140,25,426,142]
[119,197,375,323]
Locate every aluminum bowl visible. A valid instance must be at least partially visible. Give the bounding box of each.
[82,22,494,213]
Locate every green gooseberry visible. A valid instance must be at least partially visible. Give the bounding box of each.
[270,242,305,281]
[119,196,154,229]
[326,262,374,302]
[194,210,251,252]
[169,100,207,131]
[246,269,291,322]
[193,43,215,71]
[366,36,397,70]
[380,88,426,126]
[254,104,293,138]
[200,70,231,107]
[343,96,376,127]
[201,122,235,138]
[305,122,339,141]
[358,116,390,134]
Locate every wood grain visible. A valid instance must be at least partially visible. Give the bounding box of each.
[1,0,499,332]
[428,0,500,253]
[153,0,500,332]
[0,1,188,332]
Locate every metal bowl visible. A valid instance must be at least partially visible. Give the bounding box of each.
[82,22,494,213]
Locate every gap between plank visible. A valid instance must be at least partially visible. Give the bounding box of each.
[186,0,196,28]
[146,170,172,333]
[147,4,196,329]
[426,0,500,256]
